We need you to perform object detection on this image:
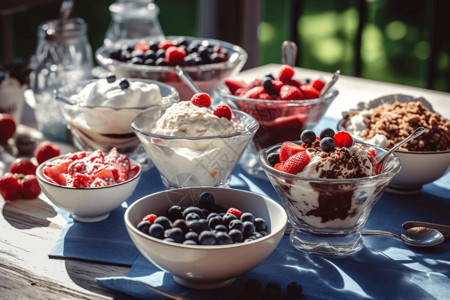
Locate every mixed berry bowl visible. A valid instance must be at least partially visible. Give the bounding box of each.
[96,36,247,100]
[124,187,287,289]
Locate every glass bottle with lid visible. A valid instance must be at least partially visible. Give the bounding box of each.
[30,17,93,141]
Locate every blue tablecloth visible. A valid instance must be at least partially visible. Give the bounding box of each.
[49,117,450,299]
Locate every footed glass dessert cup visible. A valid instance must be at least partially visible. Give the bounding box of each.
[132,108,258,189]
[260,143,401,255]
[218,84,338,179]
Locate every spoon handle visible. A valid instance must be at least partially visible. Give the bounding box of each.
[403,221,450,238]
[319,70,340,98]
[361,230,402,240]
[175,65,202,94]
[281,41,297,67]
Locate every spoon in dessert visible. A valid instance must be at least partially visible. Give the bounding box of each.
[175,65,202,94]
[362,227,445,247]
[376,126,427,170]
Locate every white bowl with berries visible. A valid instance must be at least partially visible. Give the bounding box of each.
[124,186,287,289]
[36,148,142,223]
[96,36,248,100]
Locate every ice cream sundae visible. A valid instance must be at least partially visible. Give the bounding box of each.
[260,128,401,254]
[132,93,258,188]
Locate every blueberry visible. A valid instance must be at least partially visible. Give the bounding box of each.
[175,38,188,47]
[214,224,228,232]
[119,50,131,62]
[144,58,155,65]
[106,74,116,83]
[210,53,223,63]
[206,212,219,222]
[286,281,303,297]
[240,212,255,223]
[300,130,316,144]
[304,78,311,84]
[229,229,243,243]
[265,73,275,80]
[131,49,144,58]
[136,221,150,234]
[208,216,223,229]
[222,213,237,226]
[267,153,280,166]
[163,237,175,243]
[149,223,165,239]
[201,208,210,217]
[320,137,335,152]
[262,77,273,91]
[144,49,156,60]
[211,203,226,214]
[198,46,210,59]
[183,55,196,66]
[149,41,159,51]
[185,231,199,243]
[198,192,215,209]
[155,58,169,66]
[167,205,183,222]
[154,216,171,230]
[109,49,122,60]
[119,79,130,90]
[254,218,268,232]
[171,219,188,234]
[155,48,165,58]
[259,231,268,236]
[128,57,144,65]
[320,128,335,139]
[183,240,198,245]
[243,221,255,238]
[164,227,184,243]
[228,219,244,232]
[188,219,209,234]
[251,232,263,239]
[199,231,217,245]
[185,212,200,221]
[183,206,203,219]
[215,232,233,245]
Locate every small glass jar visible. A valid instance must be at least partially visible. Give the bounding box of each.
[104,0,164,45]
[30,18,93,141]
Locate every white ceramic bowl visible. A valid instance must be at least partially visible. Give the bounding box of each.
[338,94,450,194]
[124,187,287,289]
[36,154,142,222]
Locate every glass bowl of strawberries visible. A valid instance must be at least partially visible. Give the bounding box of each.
[217,65,338,179]
[96,36,247,101]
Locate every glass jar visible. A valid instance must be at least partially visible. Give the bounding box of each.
[104,0,164,45]
[30,18,93,141]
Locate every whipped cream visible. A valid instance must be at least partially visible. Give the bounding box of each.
[346,110,389,148]
[70,78,162,107]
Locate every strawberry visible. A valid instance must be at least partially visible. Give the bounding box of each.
[226,208,243,218]
[104,148,131,182]
[280,142,306,162]
[333,131,353,148]
[165,46,186,66]
[243,86,265,99]
[282,151,311,174]
[278,65,295,82]
[0,113,16,145]
[274,163,284,171]
[257,92,272,100]
[224,78,247,95]
[0,173,20,200]
[271,80,284,93]
[214,104,232,120]
[300,84,320,99]
[91,178,108,187]
[35,141,60,165]
[93,168,116,185]
[248,78,263,88]
[9,158,37,175]
[235,87,250,97]
[134,40,150,52]
[142,214,158,224]
[191,93,211,107]
[280,85,304,100]
[20,175,41,199]
[312,79,325,92]
[43,160,71,185]
[158,40,176,50]
[68,173,92,188]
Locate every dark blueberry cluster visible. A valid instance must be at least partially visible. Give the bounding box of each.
[236,279,303,299]
[136,192,269,246]
[108,38,228,67]
[300,128,336,153]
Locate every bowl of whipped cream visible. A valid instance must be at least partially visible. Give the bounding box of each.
[56,76,179,153]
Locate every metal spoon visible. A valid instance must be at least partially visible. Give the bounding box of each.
[281,40,298,67]
[362,227,444,247]
[175,65,202,94]
[319,70,340,97]
[376,126,427,170]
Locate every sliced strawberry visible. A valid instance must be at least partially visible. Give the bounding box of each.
[105,148,131,176]
[243,86,265,99]
[257,92,272,100]
[214,104,232,120]
[248,78,263,88]
[312,79,325,92]
[274,163,284,171]
[224,78,248,95]
[134,40,150,52]
[67,160,87,175]
[271,80,284,93]
[191,93,211,107]
[280,142,306,162]
[68,173,92,188]
[165,46,186,66]
[280,85,304,100]
[93,168,116,186]
[282,151,311,174]
[278,65,295,81]
[43,160,71,185]
[88,149,105,164]
[226,208,243,218]
[282,78,301,88]
[158,40,175,50]
[90,177,108,187]
[235,87,250,97]
[333,131,354,148]
[300,84,320,99]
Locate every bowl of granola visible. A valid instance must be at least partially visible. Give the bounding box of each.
[338,94,450,194]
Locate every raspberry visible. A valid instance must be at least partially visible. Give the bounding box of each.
[280,141,306,162]
[165,46,186,66]
[20,175,41,199]
[226,208,243,218]
[278,64,295,81]
[214,104,232,120]
[158,40,175,50]
[134,40,150,52]
[282,151,311,174]
[35,141,60,165]
[0,173,20,200]
[9,158,37,175]
[312,79,325,91]
[279,85,303,100]
[300,84,320,99]
[333,131,354,148]
[142,214,158,224]
[191,93,211,107]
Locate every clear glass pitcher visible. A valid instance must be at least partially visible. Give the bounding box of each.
[104,0,164,45]
[30,17,93,141]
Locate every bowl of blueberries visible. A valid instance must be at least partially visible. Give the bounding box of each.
[124,187,287,290]
[96,36,248,100]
